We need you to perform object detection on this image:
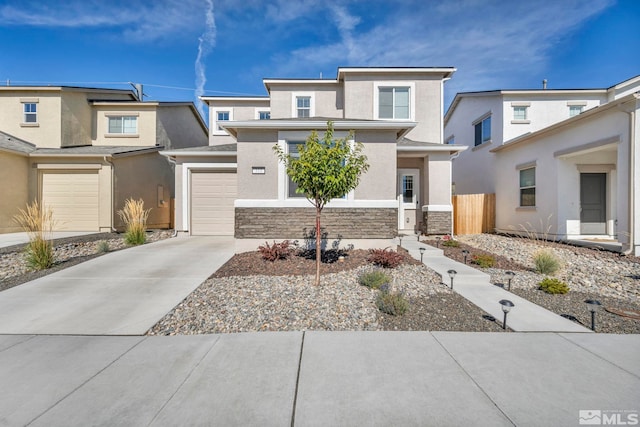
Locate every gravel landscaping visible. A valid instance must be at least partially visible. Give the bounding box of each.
[0,230,173,291]
[428,234,640,334]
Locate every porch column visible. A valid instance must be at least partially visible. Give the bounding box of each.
[422,152,453,235]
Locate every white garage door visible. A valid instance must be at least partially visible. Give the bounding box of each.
[190,170,237,235]
[41,171,100,231]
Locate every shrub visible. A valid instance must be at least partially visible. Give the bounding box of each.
[442,239,460,248]
[258,240,294,261]
[367,248,403,268]
[376,290,409,316]
[538,277,569,294]
[97,240,110,254]
[118,198,151,246]
[533,249,561,275]
[358,270,391,289]
[13,200,55,270]
[471,254,495,268]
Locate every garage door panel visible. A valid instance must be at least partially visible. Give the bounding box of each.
[41,171,99,231]
[190,171,237,236]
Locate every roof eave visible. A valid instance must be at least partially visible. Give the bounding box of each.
[160,150,237,157]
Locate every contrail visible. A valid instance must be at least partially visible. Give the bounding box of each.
[195,0,216,118]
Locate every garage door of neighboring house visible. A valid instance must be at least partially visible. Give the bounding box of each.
[190,170,237,235]
[41,171,100,231]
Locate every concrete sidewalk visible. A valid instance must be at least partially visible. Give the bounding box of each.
[0,236,233,335]
[0,231,100,249]
[0,332,637,426]
[400,238,591,332]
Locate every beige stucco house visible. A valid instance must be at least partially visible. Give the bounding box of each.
[162,67,465,246]
[0,86,208,233]
[445,76,640,255]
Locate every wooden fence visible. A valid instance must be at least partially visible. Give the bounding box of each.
[452,193,495,235]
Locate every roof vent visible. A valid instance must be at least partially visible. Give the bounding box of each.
[542,79,548,90]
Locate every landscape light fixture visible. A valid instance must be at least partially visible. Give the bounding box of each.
[447,269,457,289]
[461,249,469,264]
[505,271,515,291]
[585,299,602,331]
[499,299,515,330]
[419,247,425,263]
[398,235,403,247]
[436,236,441,248]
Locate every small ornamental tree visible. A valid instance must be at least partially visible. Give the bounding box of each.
[274,121,369,285]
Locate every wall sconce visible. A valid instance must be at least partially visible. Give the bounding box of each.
[252,166,265,175]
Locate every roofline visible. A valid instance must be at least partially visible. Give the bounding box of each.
[444,88,609,126]
[263,79,337,92]
[28,146,162,158]
[337,67,456,80]
[200,96,269,102]
[220,119,417,139]
[490,92,639,153]
[0,146,31,156]
[397,144,467,153]
[0,86,136,95]
[91,101,160,106]
[160,150,237,157]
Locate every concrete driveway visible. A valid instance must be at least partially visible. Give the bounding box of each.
[0,236,234,335]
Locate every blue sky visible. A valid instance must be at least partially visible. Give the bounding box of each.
[1,0,638,119]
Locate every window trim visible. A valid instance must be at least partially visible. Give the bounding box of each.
[212,108,233,135]
[517,164,536,208]
[373,81,415,121]
[105,114,139,137]
[21,99,39,126]
[291,92,315,118]
[512,105,528,122]
[255,108,271,120]
[472,113,492,147]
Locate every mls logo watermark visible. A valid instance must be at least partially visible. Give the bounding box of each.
[579,410,639,425]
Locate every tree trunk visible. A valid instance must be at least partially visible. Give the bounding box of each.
[315,205,321,286]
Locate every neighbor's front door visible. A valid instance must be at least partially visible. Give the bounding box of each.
[398,169,419,232]
[580,173,606,235]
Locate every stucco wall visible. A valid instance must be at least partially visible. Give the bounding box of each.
[236,129,279,200]
[207,99,270,145]
[92,105,157,146]
[0,151,30,233]
[113,152,173,230]
[353,130,397,200]
[156,105,208,150]
[493,107,631,242]
[61,91,92,147]
[0,91,62,148]
[268,83,342,119]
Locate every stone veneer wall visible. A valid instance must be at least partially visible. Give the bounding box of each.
[422,211,452,235]
[235,207,397,239]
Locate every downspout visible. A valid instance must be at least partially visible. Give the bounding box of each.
[103,156,117,232]
[623,103,636,254]
[166,155,179,237]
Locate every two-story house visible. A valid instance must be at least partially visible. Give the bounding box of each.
[0,86,208,233]
[162,67,466,248]
[445,76,640,255]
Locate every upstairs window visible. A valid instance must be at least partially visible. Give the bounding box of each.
[296,97,311,118]
[519,167,536,207]
[474,116,491,146]
[216,111,230,130]
[513,106,528,121]
[569,105,583,117]
[23,103,37,123]
[212,109,233,135]
[108,116,137,134]
[378,87,410,119]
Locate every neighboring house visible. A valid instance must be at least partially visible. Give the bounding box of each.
[0,86,208,233]
[445,76,640,255]
[162,67,465,246]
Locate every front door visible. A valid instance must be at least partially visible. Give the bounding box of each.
[398,169,419,232]
[580,173,606,234]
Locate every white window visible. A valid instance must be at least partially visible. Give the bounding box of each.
[569,105,583,117]
[519,167,536,207]
[23,103,37,123]
[287,141,305,198]
[108,116,137,134]
[474,116,491,146]
[296,97,311,118]
[513,106,528,120]
[402,175,414,204]
[378,87,410,119]
[212,108,233,135]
